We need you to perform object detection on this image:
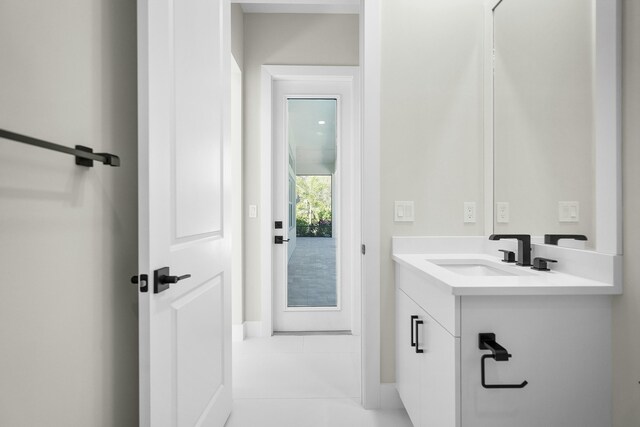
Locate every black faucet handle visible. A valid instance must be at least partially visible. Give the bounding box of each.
[532,257,557,271]
[498,249,516,263]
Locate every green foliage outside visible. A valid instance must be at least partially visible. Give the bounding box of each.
[296,175,332,237]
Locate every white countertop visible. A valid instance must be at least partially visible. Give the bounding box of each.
[392,253,619,296]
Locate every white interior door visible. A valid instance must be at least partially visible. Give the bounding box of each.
[272,71,359,332]
[137,0,232,426]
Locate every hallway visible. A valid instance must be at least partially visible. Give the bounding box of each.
[227,335,411,427]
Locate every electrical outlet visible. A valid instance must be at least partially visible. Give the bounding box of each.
[496,202,509,223]
[463,202,476,223]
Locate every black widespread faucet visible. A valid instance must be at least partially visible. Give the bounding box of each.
[544,234,587,245]
[489,234,532,266]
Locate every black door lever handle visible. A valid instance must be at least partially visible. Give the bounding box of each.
[153,267,191,293]
[160,273,191,284]
[274,236,290,244]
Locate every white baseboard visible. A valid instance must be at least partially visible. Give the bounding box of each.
[380,383,404,410]
[232,321,263,341]
[232,323,246,342]
[245,321,263,338]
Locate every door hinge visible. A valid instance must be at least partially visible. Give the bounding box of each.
[361,244,366,255]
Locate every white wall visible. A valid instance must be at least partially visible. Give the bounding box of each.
[242,13,359,321]
[379,0,485,382]
[231,4,244,70]
[0,1,138,426]
[231,4,244,327]
[613,0,640,424]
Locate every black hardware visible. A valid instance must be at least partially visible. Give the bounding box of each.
[479,333,528,389]
[479,332,509,360]
[544,234,587,245]
[532,257,557,271]
[131,274,149,293]
[274,236,290,244]
[481,355,528,389]
[410,315,418,347]
[361,244,366,255]
[153,267,191,294]
[275,221,283,229]
[489,234,532,266]
[415,320,424,353]
[498,249,516,263]
[0,128,120,167]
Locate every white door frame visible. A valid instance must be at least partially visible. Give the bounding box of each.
[261,66,360,336]
[360,0,382,409]
[271,73,358,333]
[241,0,381,409]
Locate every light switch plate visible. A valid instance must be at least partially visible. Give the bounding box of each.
[496,202,510,223]
[559,201,579,222]
[463,202,476,223]
[249,205,257,218]
[394,201,415,222]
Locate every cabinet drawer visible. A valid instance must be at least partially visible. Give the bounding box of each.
[396,263,460,336]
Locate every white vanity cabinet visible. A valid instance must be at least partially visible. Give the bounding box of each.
[395,263,612,427]
[396,289,459,427]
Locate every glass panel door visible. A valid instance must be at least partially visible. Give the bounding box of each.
[286,99,338,309]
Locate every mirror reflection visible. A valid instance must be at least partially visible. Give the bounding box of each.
[493,0,595,249]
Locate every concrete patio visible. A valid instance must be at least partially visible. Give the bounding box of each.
[287,237,336,307]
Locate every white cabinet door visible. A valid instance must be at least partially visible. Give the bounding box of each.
[397,289,459,427]
[418,312,458,427]
[137,0,232,425]
[396,290,423,426]
[459,295,611,427]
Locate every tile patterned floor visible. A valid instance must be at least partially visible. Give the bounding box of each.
[287,237,337,307]
[226,335,412,427]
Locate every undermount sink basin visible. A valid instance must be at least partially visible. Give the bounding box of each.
[429,259,534,277]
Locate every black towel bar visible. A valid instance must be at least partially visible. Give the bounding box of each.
[0,128,120,167]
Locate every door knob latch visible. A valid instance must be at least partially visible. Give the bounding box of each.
[153,267,191,294]
[131,274,149,293]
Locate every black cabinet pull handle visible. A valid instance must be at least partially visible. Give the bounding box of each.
[415,320,424,354]
[410,315,418,347]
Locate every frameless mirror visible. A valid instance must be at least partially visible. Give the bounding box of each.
[485,0,621,254]
[493,0,594,247]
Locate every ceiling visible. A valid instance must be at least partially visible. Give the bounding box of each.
[235,0,360,15]
[288,99,337,175]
